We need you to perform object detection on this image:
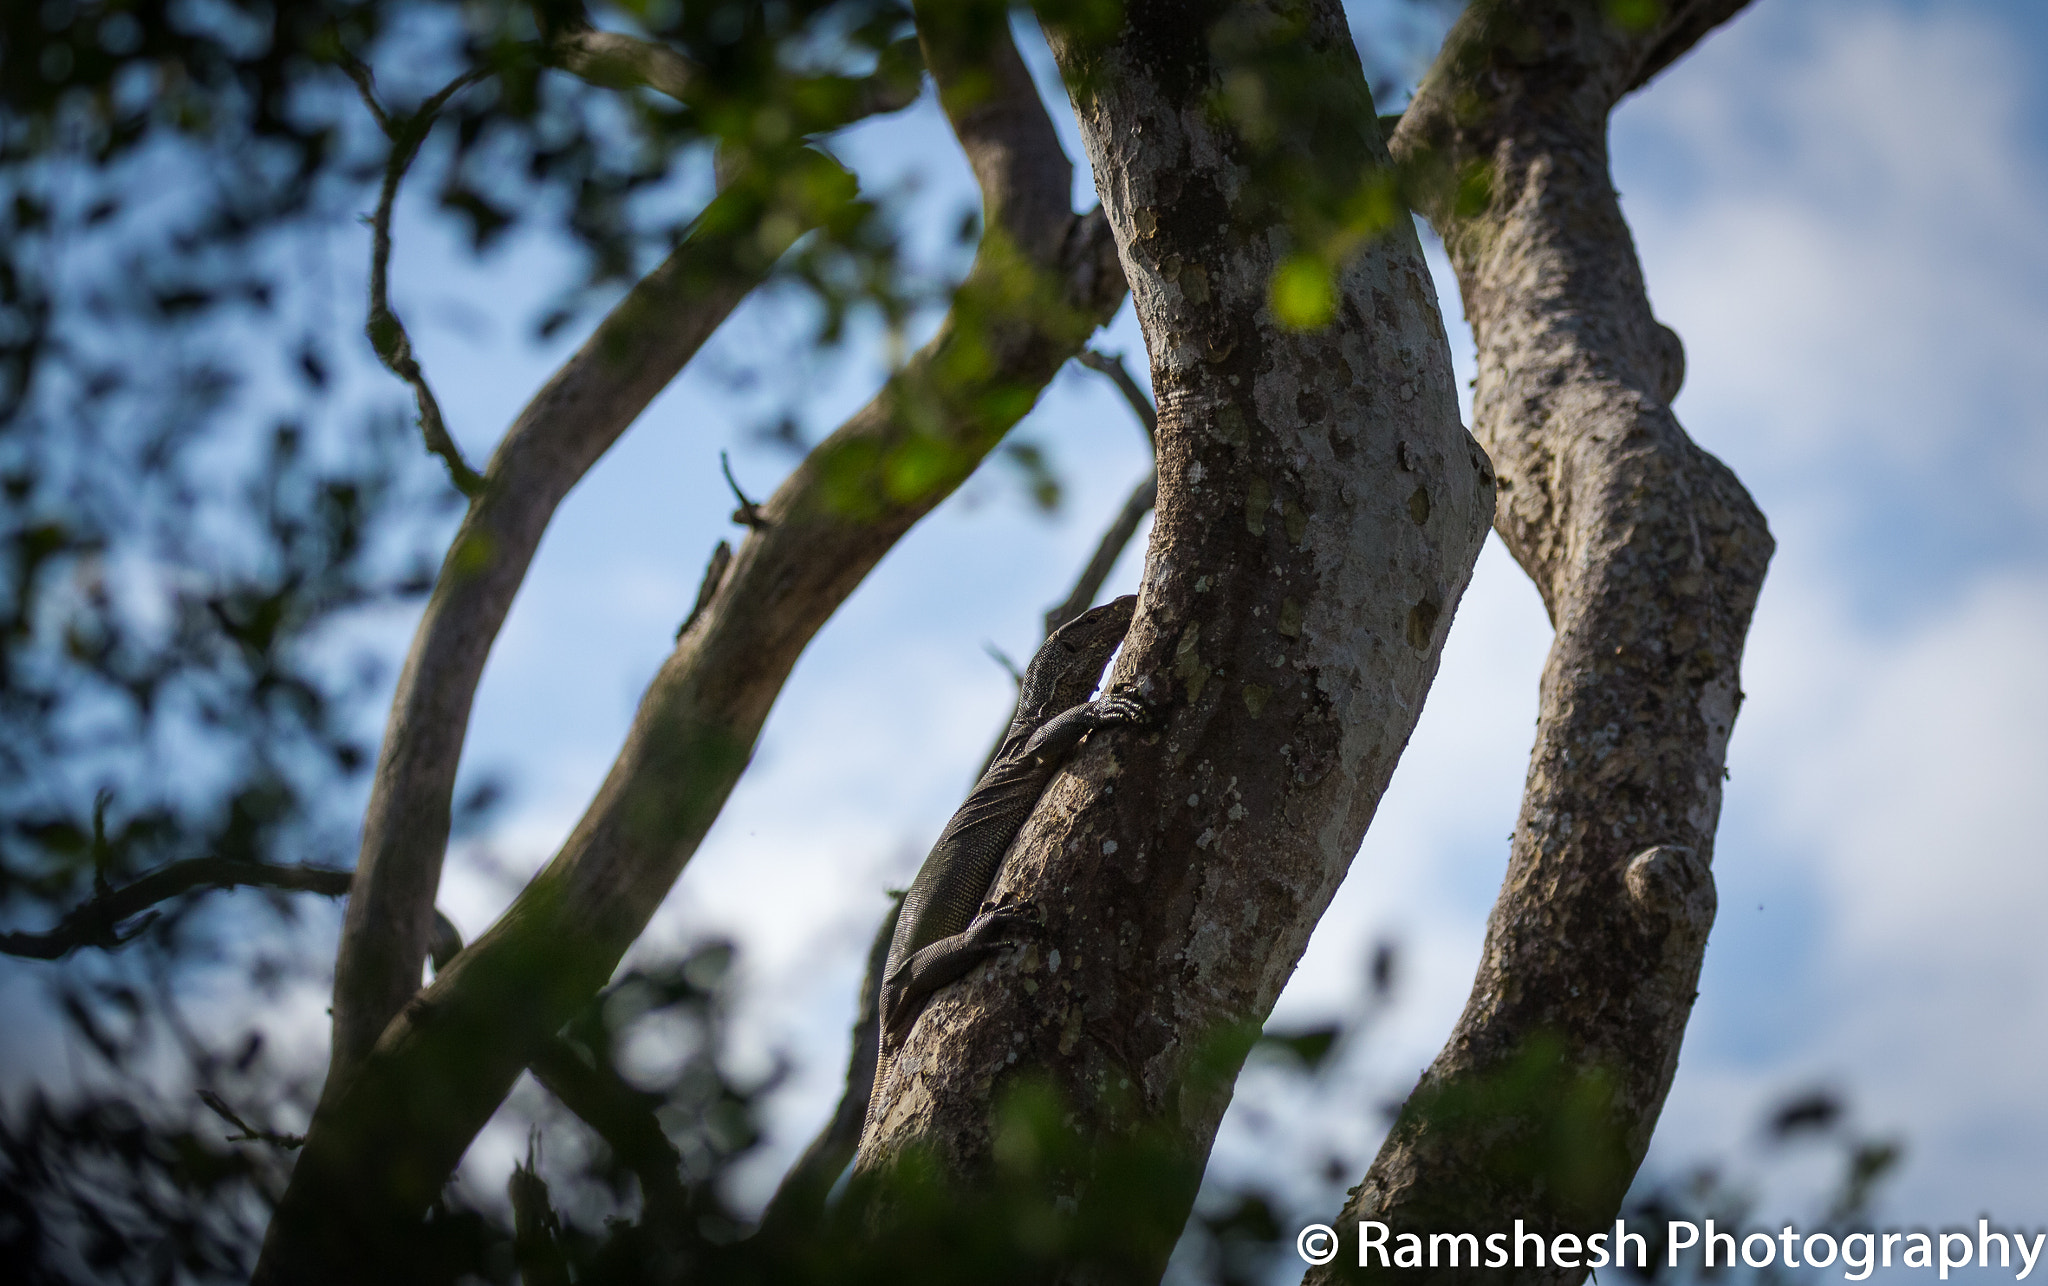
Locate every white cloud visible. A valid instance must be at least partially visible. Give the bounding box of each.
[1623,1,2048,525]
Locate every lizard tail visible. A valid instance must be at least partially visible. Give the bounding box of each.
[858,1047,892,1159]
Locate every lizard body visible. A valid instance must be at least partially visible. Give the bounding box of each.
[862,594,1143,1145]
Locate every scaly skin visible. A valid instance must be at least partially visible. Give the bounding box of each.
[862,595,1144,1146]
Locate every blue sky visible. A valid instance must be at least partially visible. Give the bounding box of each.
[8,0,2042,1269]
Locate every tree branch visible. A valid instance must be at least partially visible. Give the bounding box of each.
[326,33,931,1098]
[1310,3,1771,1279]
[1040,466,1155,638]
[1075,348,1156,444]
[1042,350,1160,636]
[546,27,698,102]
[324,150,867,1092]
[539,12,923,119]
[260,10,1128,1277]
[756,896,899,1237]
[430,911,690,1223]
[527,1037,691,1230]
[0,858,352,960]
[965,348,1161,781]
[199,1090,307,1151]
[351,60,490,497]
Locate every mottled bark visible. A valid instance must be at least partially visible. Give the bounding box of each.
[857,2,1491,1276]
[1310,3,1770,1281]
[256,14,1127,1280]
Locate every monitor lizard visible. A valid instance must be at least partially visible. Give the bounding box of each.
[862,593,1146,1147]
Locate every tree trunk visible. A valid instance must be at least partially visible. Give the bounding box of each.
[857,2,1492,1276]
[1309,4,1772,1281]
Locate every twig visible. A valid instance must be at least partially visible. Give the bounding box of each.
[676,540,733,641]
[1041,348,1162,632]
[528,1036,690,1229]
[1,858,353,960]
[971,353,1161,778]
[199,1090,307,1151]
[1076,348,1157,445]
[1042,468,1157,635]
[720,451,772,530]
[985,643,1024,686]
[340,56,390,134]
[757,895,899,1236]
[351,56,489,498]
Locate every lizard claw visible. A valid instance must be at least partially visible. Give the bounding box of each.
[965,900,1042,943]
[1092,693,1149,727]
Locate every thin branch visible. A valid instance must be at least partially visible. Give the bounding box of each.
[547,27,698,102]
[1041,348,1160,634]
[528,1037,690,1229]
[339,56,389,134]
[1075,348,1157,445]
[326,152,862,1089]
[676,540,734,641]
[352,60,489,498]
[966,346,1159,778]
[431,911,688,1223]
[0,858,352,960]
[720,451,772,530]
[982,642,1023,687]
[1042,469,1156,636]
[199,1090,306,1151]
[757,895,899,1236]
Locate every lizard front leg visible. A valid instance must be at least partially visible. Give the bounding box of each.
[1018,692,1147,768]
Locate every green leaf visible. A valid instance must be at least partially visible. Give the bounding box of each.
[1269,255,1336,330]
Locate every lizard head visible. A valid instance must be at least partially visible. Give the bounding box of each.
[1024,593,1138,716]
